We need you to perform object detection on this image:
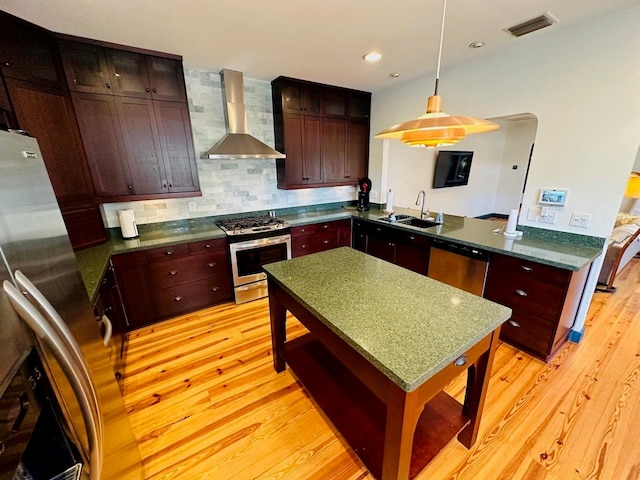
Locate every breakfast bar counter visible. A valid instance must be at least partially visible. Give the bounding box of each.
[264,247,512,479]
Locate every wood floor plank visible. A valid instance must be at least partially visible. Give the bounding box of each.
[122,259,640,480]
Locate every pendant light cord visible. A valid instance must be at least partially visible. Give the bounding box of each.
[434,0,447,95]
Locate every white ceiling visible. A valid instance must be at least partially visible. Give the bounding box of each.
[1,0,639,92]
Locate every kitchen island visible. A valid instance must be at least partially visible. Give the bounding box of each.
[264,247,512,479]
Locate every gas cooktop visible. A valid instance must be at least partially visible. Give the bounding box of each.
[217,215,290,236]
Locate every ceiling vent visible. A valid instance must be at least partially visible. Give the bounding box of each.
[507,12,557,38]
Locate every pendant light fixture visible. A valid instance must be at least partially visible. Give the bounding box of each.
[375,0,500,147]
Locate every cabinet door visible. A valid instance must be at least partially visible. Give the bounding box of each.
[58,41,113,94]
[71,92,133,196]
[115,96,168,194]
[153,101,199,193]
[105,49,151,98]
[322,117,348,183]
[6,79,95,206]
[352,220,368,252]
[367,235,396,263]
[0,14,64,88]
[281,81,321,115]
[347,118,369,183]
[146,56,186,102]
[303,117,323,184]
[347,92,371,119]
[61,205,107,251]
[0,76,17,130]
[112,252,157,329]
[322,89,346,117]
[281,114,305,185]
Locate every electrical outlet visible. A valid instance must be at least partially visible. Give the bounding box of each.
[570,212,592,228]
[539,210,557,224]
[188,201,197,213]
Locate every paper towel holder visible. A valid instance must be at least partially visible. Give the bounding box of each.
[117,208,139,239]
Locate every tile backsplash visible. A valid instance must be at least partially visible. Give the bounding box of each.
[100,67,357,228]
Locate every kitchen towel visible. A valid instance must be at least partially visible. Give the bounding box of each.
[118,208,139,239]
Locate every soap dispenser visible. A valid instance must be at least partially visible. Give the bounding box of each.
[436,208,443,224]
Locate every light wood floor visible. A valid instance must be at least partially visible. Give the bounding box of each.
[122,258,640,480]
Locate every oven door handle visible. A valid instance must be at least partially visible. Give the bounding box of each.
[230,234,291,252]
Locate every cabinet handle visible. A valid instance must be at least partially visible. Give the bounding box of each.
[323,240,329,244]
[128,184,133,190]
[508,320,521,328]
[520,265,533,272]
[453,355,467,367]
[152,88,157,93]
[515,289,528,297]
[1,61,9,67]
[301,245,307,249]
[105,83,111,89]
[208,262,217,268]
[211,287,219,292]
[146,87,151,93]
[300,228,306,233]
[169,271,177,276]
[388,242,395,247]
[409,236,415,241]
[173,296,183,302]
[165,250,174,255]
[322,225,329,229]
[163,183,167,188]
[204,244,212,248]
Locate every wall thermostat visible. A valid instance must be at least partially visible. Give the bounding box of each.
[538,188,568,206]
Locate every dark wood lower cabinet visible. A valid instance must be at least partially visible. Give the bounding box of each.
[93,261,127,383]
[111,238,232,329]
[483,252,590,361]
[352,219,430,275]
[291,219,351,257]
[61,204,107,250]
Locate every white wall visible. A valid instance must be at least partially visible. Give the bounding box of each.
[493,117,538,214]
[370,5,640,238]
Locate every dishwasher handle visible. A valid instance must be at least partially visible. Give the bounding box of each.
[431,238,489,262]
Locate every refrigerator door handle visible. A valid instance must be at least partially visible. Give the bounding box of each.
[14,270,104,443]
[3,280,103,480]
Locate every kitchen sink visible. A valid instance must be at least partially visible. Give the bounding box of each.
[378,215,439,228]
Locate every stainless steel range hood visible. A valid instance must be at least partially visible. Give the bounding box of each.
[204,69,285,159]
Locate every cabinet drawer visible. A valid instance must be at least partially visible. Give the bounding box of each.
[499,312,555,360]
[292,231,338,257]
[155,277,232,318]
[150,251,229,289]
[291,224,317,237]
[489,253,570,288]
[395,230,429,249]
[112,250,147,268]
[483,274,564,320]
[146,243,190,262]
[188,237,227,255]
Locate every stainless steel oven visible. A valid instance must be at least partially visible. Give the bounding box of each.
[218,216,292,304]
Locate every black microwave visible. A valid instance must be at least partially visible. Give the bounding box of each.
[0,348,83,480]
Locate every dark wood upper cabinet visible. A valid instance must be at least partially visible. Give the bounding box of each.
[154,101,199,192]
[0,12,65,88]
[321,117,348,183]
[71,92,133,196]
[6,78,95,205]
[115,96,168,195]
[58,41,113,94]
[106,50,186,102]
[279,81,322,115]
[272,77,371,189]
[322,89,347,117]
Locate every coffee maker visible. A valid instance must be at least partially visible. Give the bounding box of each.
[357,177,371,211]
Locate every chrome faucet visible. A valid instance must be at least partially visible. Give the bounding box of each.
[415,190,428,219]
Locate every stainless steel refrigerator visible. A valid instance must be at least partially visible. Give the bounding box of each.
[0,129,143,479]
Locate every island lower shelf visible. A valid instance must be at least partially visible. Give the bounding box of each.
[283,334,470,479]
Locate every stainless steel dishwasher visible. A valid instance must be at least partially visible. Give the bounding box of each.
[427,238,489,296]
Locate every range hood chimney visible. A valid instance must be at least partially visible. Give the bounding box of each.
[204,69,285,159]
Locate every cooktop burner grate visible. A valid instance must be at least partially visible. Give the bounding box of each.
[217,215,290,236]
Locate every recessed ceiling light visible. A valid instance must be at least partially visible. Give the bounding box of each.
[389,72,401,78]
[469,41,486,49]
[363,51,382,62]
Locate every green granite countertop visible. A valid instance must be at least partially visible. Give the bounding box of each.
[75,204,604,303]
[264,247,512,392]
